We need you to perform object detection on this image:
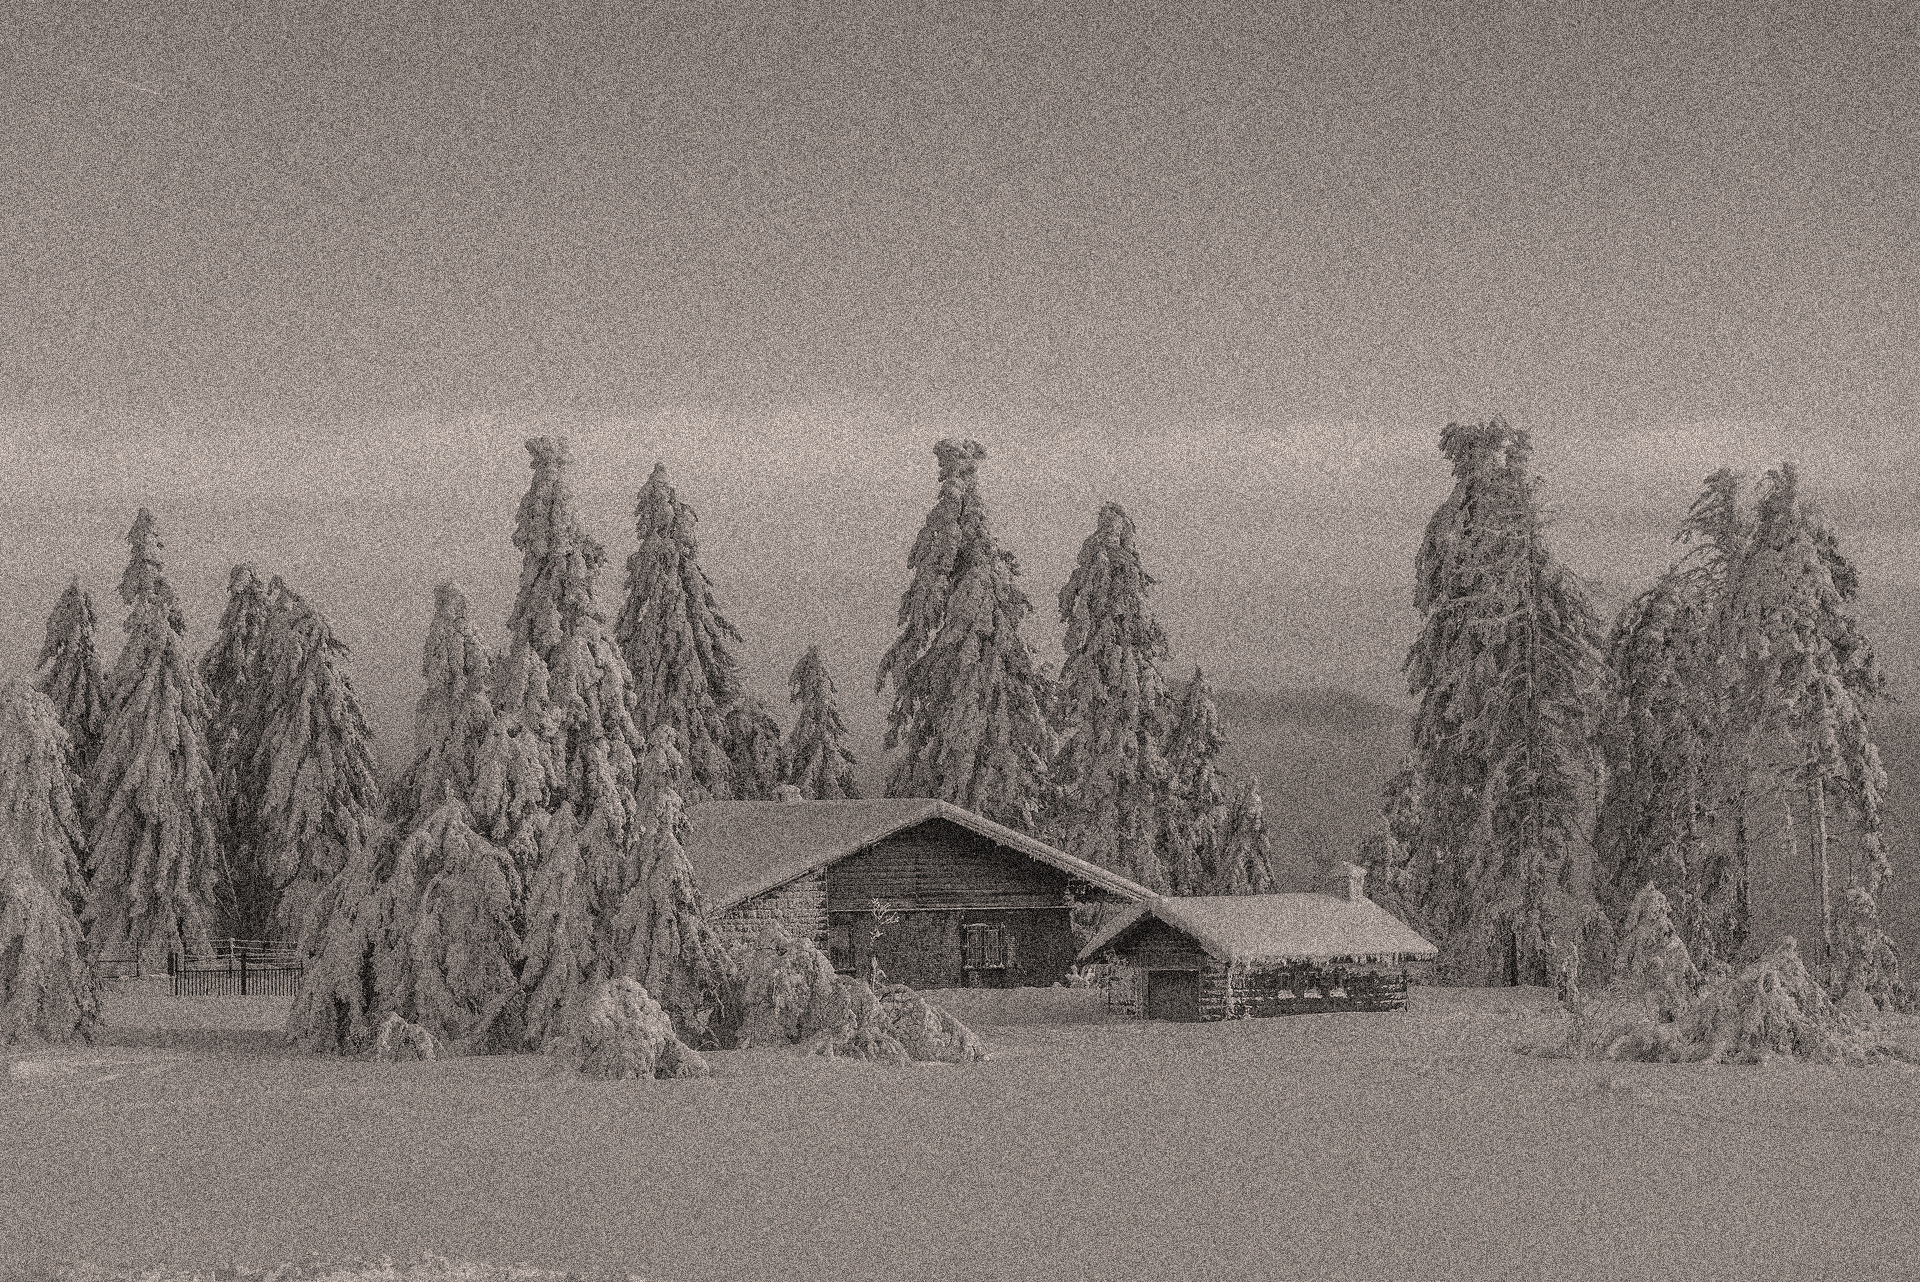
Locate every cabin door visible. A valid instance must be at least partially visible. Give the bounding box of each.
[1145,970,1201,1021]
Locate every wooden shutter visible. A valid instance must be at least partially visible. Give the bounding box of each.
[964,924,1008,970]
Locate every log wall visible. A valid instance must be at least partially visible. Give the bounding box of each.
[833,905,1079,989]
[713,870,828,949]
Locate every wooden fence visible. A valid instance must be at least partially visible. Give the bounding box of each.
[88,939,304,997]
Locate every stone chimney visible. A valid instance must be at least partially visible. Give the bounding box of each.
[1319,860,1367,902]
[775,784,804,803]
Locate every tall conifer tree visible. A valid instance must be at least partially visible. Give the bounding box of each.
[784,645,859,800]
[245,581,383,945]
[1390,421,1610,987]
[1053,503,1172,888]
[1161,668,1227,895]
[0,682,100,1045]
[1602,466,1898,1000]
[1212,779,1277,896]
[85,510,225,969]
[201,566,278,938]
[723,695,788,801]
[290,582,516,1055]
[503,440,721,1042]
[34,580,108,780]
[394,584,496,829]
[876,439,1055,833]
[615,463,742,803]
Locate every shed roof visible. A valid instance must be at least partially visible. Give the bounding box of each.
[1075,893,1438,965]
[684,798,1157,911]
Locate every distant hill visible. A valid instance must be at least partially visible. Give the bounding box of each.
[1212,686,1408,894]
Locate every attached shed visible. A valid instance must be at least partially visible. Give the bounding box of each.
[685,797,1155,989]
[1077,863,1439,1021]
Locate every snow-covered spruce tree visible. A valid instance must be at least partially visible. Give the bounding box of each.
[289,582,505,1055]
[607,728,719,1030]
[1719,464,1893,992]
[1210,778,1276,895]
[200,566,279,939]
[1394,420,1611,987]
[34,579,108,781]
[242,579,384,946]
[1593,469,1753,966]
[723,694,788,801]
[1594,572,1720,952]
[397,794,526,1053]
[1161,667,1227,895]
[614,462,743,804]
[1051,502,1173,887]
[1597,465,1899,1002]
[783,645,859,800]
[503,439,722,1045]
[1364,758,1430,935]
[0,682,100,1045]
[876,439,1056,834]
[392,583,496,830]
[85,509,225,969]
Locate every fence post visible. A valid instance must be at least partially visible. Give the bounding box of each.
[240,947,248,997]
[168,949,176,998]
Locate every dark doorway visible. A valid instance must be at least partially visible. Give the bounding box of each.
[1146,970,1201,1021]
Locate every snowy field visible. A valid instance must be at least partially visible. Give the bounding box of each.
[5,984,1919,1282]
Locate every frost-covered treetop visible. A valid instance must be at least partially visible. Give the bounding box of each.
[882,438,996,682]
[1059,502,1166,656]
[933,437,988,480]
[1166,667,1223,759]
[34,578,107,769]
[621,462,743,716]
[1438,416,1532,482]
[510,437,611,661]
[117,507,184,633]
[1677,466,1751,576]
[616,459,744,804]
[417,583,491,752]
[633,462,694,546]
[38,580,95,672]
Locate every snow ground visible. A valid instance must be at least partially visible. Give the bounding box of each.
[4,985,1918,1281]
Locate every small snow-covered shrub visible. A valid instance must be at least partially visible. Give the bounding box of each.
[1557,937,1917,1066]
[720,923,844,1050]
[560,978,708,1081]
[716,922,982,1062]
[876,984,983,1063]
[373,1013,438,1063]
[795,976,908,1063]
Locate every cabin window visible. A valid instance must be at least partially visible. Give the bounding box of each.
[963,924,1008,971]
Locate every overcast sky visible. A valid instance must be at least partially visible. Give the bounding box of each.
[4,0,1915,771]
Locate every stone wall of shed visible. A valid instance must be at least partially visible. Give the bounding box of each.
[713,870,828,949]
[1108,955,1430,1020]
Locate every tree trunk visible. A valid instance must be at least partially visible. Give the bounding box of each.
[1810,772,1832,990]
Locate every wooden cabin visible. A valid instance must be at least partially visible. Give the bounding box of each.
[684,797,1155,989]
[1077,863,1439,1021]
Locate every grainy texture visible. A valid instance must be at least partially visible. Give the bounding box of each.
[7,986,1920,1280]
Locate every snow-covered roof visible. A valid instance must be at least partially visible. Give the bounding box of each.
[1075,893,1438,965]
[683,798,1157,911]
